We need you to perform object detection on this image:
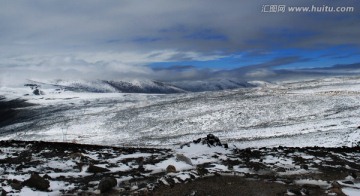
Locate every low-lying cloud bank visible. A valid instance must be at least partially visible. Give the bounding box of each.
[1,51,358,87]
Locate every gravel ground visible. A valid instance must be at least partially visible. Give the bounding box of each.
[1,140,360,195]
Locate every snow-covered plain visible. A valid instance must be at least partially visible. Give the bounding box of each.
[1,76,360,148]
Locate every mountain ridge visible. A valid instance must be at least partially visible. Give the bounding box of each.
[24,78,257,94]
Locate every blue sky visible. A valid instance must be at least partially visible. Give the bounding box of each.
[150,46,360,70]
[0,0,359,84]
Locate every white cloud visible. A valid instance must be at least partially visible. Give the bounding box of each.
[0,50,225,86]
[0,0,358,85]
[245,69,276,78]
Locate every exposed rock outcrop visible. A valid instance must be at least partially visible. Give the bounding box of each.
[98,177,117,193]
[166,165,176,173]
[22,173,50,191]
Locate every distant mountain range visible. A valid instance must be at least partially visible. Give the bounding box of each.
[25,78,258,94]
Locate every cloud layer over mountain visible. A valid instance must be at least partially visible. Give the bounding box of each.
[0,0,359,85]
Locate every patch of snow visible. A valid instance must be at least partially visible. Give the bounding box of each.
[294,179,331,189]
[342,188,360,196]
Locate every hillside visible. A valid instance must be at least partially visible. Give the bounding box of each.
[1,76,360,148]
[0,137,359,195]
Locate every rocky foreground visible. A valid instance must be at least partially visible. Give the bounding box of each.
[0,135,360,195]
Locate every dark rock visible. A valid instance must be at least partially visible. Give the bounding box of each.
[288,188,302,195]
[301,188,310,195]
[350,172,357,179]
[75,162,84,171]
[247,161,267,171]
[166,165,176,173]
[43,174,52,180]
[189,174,196,179]
[119,181,131,190]
[98,177,117,193]
[25,84,39,89]
[1,189,7,196]
[33,89,41,95]
[10,179,23,190]
[87,164,110,173]
[137,183,147,189]
[205,134,222,146]
[10,150,32,164]
[293,156,305,164]
[81,186,89,191]
[193,138,201,144]
[301,164,309,170]
[302,184,321,189]
[19,150,32,158]
[189,134,225,148]
[342,180,354,185]
[196,166,209,176]
[22,173,50,191]
[276,167,286,172]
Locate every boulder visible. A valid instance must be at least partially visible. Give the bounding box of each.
[196,165,209,176]
[300,164,309,170]
[9,151,32,164]
[33,89,41,95]
[98,177,117,193]
[22,173,50,191]
[2,189,8,196]
[10,179,22,190]
[276,167,286,172]
[342,180,354,185]
[166,165,176,173]
[176,154,193,166]
[287,189,302,195]
[205,134,222,146]
[191,134,225,148]
[42,174,52,180]
[87,164,110,173]
[350,172,357,179]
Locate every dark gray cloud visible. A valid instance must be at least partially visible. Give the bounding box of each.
[307,62,360,71]
[153,65,196,71]
[244,56,312,69]
[154,58,360,82]
[1,0,358,53]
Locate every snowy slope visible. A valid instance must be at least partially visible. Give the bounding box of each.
[104,80,186,93]
[20,78,256,94]
[1,76,360,148]
[170,79,256,92]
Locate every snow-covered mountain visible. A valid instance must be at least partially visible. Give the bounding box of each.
[1,76,360,148]
[170,79,255,92]
[23,78,256,94]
